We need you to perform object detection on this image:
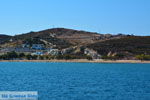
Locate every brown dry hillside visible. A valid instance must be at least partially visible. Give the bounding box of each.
[0,28,126,49]
[12,28,102,45]
[11,28,126,45]
[87,36,150,56]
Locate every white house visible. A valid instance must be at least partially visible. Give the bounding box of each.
[31,52,44,55]
[22,44,30,48]
[31,44,44,50]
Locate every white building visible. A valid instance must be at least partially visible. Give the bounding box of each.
[32,44,44,50]
[31,52,44,55]
[22,44,30,48]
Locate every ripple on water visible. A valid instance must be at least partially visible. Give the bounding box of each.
[0,62,149,100]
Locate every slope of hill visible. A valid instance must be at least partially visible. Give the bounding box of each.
[0,34,12,44]
[0,28,125,49]
[0,28,150,60]
[11,28,102,45]
[12,28,126,45]
[87,36,150,56]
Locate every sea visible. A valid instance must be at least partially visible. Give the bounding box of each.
[0,62,149,100]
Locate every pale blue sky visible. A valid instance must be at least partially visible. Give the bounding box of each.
[0,0,150,36]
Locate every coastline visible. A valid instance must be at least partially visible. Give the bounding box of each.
[0,59,150,63]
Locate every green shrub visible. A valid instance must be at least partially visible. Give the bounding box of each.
[26,54,33,60]
[135,54,150,60]
[86,56,93,60]
[19,53,25,58]
[7,51,18,59]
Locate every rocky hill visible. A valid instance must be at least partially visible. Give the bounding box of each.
[0,28,125,49]
[0,28,149,60]
[11,28,102,45]
[87,36,150,59]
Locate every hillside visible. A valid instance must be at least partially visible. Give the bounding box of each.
[11,28,125,45]
[12,28,102,45]
[87,36,150,58]
[0,28,150,60]
[0,28,125,49]
[0,34,12,44]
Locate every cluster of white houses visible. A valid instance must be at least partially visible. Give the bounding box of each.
[22,44,45,50]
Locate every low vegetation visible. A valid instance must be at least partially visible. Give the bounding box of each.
[0,51,93,60]
[135,54,150,60]
[87,36,150,56]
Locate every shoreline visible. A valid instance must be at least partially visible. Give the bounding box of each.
[0,59,150,63]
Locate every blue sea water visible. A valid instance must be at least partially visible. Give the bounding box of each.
[0,62,150,100]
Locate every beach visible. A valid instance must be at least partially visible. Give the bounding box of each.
[0,59,150,63]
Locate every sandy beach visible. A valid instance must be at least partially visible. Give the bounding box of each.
[0,59,150,63]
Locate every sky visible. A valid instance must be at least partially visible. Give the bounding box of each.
[0,0,150,36]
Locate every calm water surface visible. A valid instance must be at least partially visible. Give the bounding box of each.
[0,62,150,100]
